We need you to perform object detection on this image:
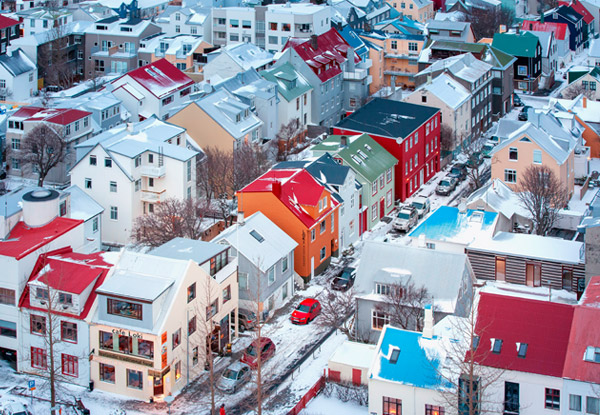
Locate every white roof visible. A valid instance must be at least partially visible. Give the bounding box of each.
[466,179,530,220]
[418,52,492,83]
[267,2,330,15]
[329,340,376,369]
[590,38,600,58]
[65,184,103,221]
[214,211,297,272]
[139,34,206,57]
[547,95,600,124]
[210,42,274,71]
[468,231,585,264]
[413,73,470,109]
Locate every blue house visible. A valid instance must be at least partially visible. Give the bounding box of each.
[543,5,585,52]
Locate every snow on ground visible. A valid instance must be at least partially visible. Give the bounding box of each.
[299,395,368,415]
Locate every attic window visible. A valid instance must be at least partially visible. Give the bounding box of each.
[492,339,503,354]
[517,343,528,358]
[584,346,600,363]
[390,348,400,364]
[250,230,264,243]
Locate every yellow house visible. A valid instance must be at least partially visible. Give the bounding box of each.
[490,121,578,197]
[388,0,434,22]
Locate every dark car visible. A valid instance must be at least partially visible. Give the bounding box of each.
[331,267,356,291]
[290,298,321,324]
[240,337,276,369]
[518,106,531,121]
[237,308,257,332]
[513,94,523,107]
[449,163,467,182]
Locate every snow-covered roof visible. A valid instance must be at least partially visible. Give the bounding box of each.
[208,43,274,72]
[150,237,229,268]
[267,2,330,15]
[417,52,492,83]
[466,179,530,220]
[214,68,276,101]
[139,34,206,57]
[0,48,36,77]
[329,340,376,369]
[84,16,158,37]
[413,73,470,109]
[547,95,600,124]
[590,38,600,59]
[0,186,43,218]
[114,58,194,99]
[468,231,585,264]
[214,211,297,272]
[65,184,104,221]
[523,30,553,57]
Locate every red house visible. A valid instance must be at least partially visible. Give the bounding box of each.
[334,98,441,201]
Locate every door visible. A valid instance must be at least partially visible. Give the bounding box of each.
[526,263,541,287]
[352,368,362,386]
[380,198,385,219]
[153,375,164,396]
[495,257,506,282]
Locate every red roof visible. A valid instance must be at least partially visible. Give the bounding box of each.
[521,20,569,40]
[0,218,83,260]
[569,1,594,24]
[0,15,19,30]
[240,168,339,227]
[18,247,114,320]
[474,293,574,378]
[119,58,194,99]
[11,106,91,126]
[283,28,361,82]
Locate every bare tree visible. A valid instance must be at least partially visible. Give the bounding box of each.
[197,147,234,205]
[463,139,486,191]
[516,165,568,236]
[233,142,273,192]
[276,118,303,161]
[131,197,207,248]
[374,278,434,331]
[440,124,457,154]
[12,123,67,186]
[561,84,594,100]
[316,287,356,338]
[465,7,515,39]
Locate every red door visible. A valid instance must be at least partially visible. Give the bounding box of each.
[352,368,362,386]
[380,198,385,219]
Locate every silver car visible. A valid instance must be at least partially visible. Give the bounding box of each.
[393,206,418,232]
[411,196,430,218]
[217,362,252,394]
[435,177,457,196]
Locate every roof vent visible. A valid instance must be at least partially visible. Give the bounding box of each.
[22,189,60,228]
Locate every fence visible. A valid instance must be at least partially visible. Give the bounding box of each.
[286,374,327,415]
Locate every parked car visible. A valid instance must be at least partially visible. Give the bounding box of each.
[513,93,523,107]
[436,177,457,196]
[448,163,467,182]
[331,267,356,291]
[217,362,252,393]
[411,196,431,218]
[237,308,257,332]
[518,106,531,121]
[393,206,418,232]
[240,337,276,368]
[482,142,495,158]
[2,403,30,415]
[466,151,483,168]
[290,298,321,324]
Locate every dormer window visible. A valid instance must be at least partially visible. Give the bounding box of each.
[236,113,241,123]
[59,292,72,306]
[585,346,600,363]
[36,287,49,300]
[492,338,503,354]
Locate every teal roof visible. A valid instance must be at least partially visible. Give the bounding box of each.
[260,62,312,103]
[492,31,540,58]
[312,133,397,182]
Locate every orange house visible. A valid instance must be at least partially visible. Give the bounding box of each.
[237,169,340,282]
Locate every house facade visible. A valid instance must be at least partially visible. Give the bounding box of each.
[522,20,571,65]
[389,0,434,22]
[334,98,440,201]
[543,5,585,53]
[493,31,542,93]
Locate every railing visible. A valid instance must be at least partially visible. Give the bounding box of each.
[343,68,368,80]
[287,375,326,415]
[141,189,166,203]
[140,165,165,178]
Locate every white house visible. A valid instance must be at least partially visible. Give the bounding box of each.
[0,189,86,361]
[203,43,273,83]
[0,48,37,102]
[13,7,73,36]
[214,211,297,317]
[17,248,116,386]
[63,185,104,253]
[70,117,199,247]
[156,5,212,39]
[109,58,196,122]
[211,7,256,47]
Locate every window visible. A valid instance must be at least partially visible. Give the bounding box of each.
[175,360,182,381]
[584,346,600,363]
[518,65,527,76]
[107,298,142,320]
[562,267,573,291]
[85,178,92,189]
[504,382,519,414]
[209,250,228,276]
[30,315,45,335]
[425,405,445,415]
[570,394,582,411]
[268,36,278,44]
[187,160,192,181]
[61,321,77,343]
[206,299,218,320]
[545,388,560,410]
[320,220,326,234]
[127,369,143,389]
[492,339,503,354]
[239,272,248,290]
[110,206,118,220]
[320,246,326,261]
[331,212,335,232]
[62,354,78,377]
[109,181,117,192]
[583,81,589,90]
[504,169,517,184]
[268,266,275,285]
[187,283,196,302]
[379,175,384,189]
[282,255,288,272]
[103,157,112,168]
[533,149,542,164]
[391,40,397,50]
[408,42,418,51]
[509,147,518,161]
[242,20,251,28]
[172,328,181,349]
[459,376,480,415]
[386,168,392,183]
[372,310,390,329]
[31,347,47,369]
[372,204,378,221]
[89,155,97,166]
[0,288,15,305]
[135,179,141,191]
[311,229,316,241]
[99,363,115,383]
[188,316,196,335]
[223,285,231,303]
[587,397,599,414]
[99,331,113,350]
[383,397,402,415]
[192,347,199,366]
[137,339,153,359]
[517,343,528,358]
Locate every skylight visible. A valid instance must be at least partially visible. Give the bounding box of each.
[250,230,264,243]
[517,343,528,358]
[492,339,503,354]
[364,143,372,152]
[390,348,400,364]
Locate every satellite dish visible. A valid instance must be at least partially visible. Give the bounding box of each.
[202,83,213,94]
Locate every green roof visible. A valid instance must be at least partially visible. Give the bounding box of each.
[492,32,540,58]
[312,134,397,182]
[260,63,312,103]
[429,40,515,68]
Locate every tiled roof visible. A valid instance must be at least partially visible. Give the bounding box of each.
[118,58,194,99]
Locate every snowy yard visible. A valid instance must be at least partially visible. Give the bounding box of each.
[299,395,367,415]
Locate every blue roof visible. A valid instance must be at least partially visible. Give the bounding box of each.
[371,325,452,389]
[274,153,351,187]
[339,26,369,60]
[409,205,497,243]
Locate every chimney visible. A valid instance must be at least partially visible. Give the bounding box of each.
[310,34,318,50]
[427,74,432,84]
[340,135,348,147]
[347,46,356,72]
[422,304,434,339]
[272,180,282,198]
[126,122,133,132]
[583,96,588,108]
[238,211,245,226]
[399,12,403,20]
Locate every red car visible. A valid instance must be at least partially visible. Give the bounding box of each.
[240,337,276,369]
[290,298,321,325]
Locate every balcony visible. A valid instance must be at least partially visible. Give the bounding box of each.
[344,68,369,81]
[361,59,372,69]
[384,69,416,77]
[141,165,165,178]
[141,189,166,203]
